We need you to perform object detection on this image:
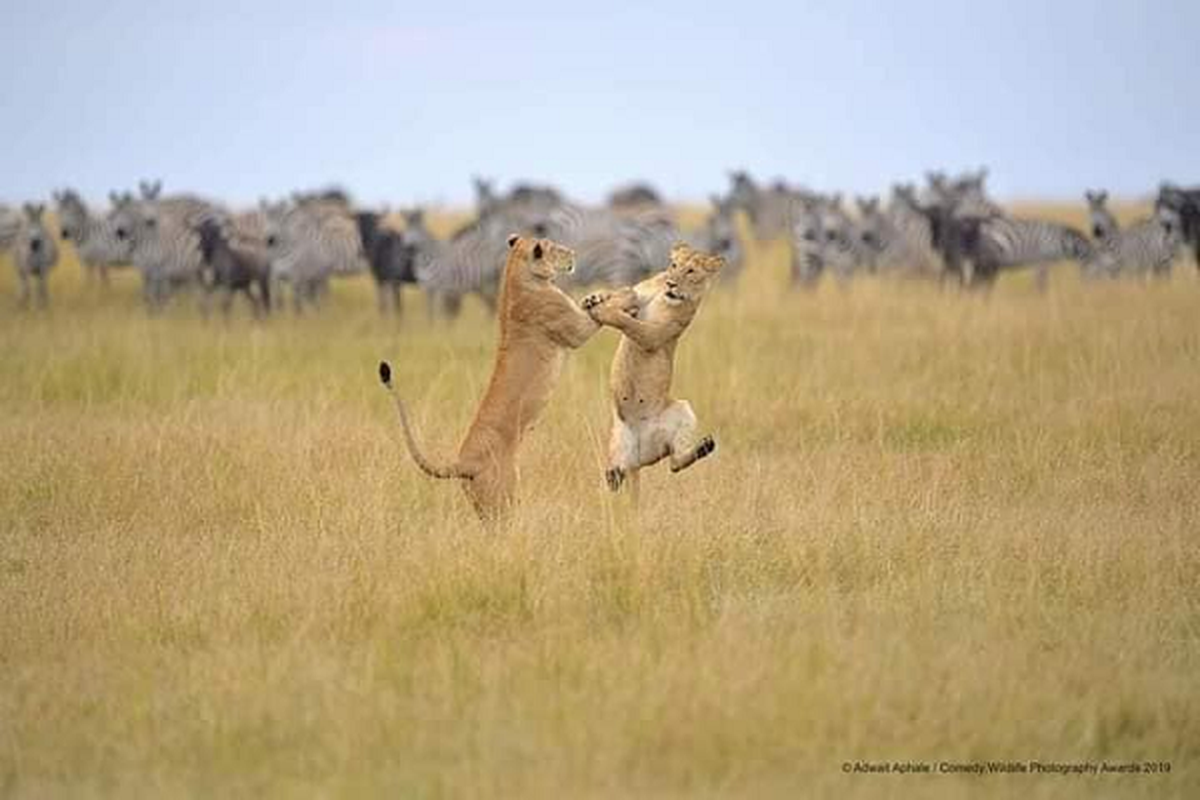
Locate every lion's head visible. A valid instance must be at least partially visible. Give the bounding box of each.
[506,234,575,282]
[663,242,724,305]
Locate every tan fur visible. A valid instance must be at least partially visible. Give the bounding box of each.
[582,242,724,495]
[381,235,599,520]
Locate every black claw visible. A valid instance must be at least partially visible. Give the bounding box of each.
[697,436,716,459]
[378,361,392,386]
[606,467,625,492]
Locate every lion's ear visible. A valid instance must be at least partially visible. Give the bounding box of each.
[532,242,543,260]
[507,233,520,248]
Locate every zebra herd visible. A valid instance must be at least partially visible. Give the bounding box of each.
[727,169,1198,290]
[1,171,1196,314]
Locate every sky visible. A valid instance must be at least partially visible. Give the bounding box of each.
[1,0,1196,207]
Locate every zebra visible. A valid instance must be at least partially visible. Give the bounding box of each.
[262,198,367,313]
[855,191,941,278]
[878,184,945,277]
[53,189,132,284]
[1083,206,1181,280]
[356,210,418,316]
[113,193,217,312]
[689,194,744,283]
[788,195,872,287]
[726,171,797,242]
[1155,184,1200,269]
[1084,190,1118,243]
[539,202,677,288]
[12,203,59,309]
[940,215,1092,289]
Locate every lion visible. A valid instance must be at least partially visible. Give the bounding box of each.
[379,234,600,520]
[582,242,724,499]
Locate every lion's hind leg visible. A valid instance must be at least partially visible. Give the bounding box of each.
[663,400,716,474]
[606,414,639,492]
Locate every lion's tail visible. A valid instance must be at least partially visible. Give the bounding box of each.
[378,361,470,481]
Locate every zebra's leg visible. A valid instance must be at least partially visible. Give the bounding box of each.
[1034,264,1049,293]
[220,287,235,319]
[258,275,271,316]
[37,273,49,309]
[391,283,402,317]
[376,281,388,316]
[16,271,29,309]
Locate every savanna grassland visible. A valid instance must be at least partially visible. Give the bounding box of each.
[1,206,1198,798]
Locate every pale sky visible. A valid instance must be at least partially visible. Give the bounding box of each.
[2,0,1196,207]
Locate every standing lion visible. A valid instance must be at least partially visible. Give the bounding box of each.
[380,234,600,520]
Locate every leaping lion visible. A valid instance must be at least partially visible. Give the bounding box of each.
[582,242,724,499]
[379,234,600,520]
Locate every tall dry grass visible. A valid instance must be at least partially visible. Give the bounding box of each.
[1,205,1198,798]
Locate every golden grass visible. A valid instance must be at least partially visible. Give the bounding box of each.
[1,205,1199,798]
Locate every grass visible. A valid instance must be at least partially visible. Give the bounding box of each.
[1,205,1199,798]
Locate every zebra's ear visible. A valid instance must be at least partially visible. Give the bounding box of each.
[507,233,520,249]
[531,242,543,260]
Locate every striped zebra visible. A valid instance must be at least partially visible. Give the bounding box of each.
[111,190,219,312]
[788,195,872,287]
[949,216,1092,288]
[12,204,59,309]
[53,189,133,284]
[1084,190,1118,242]
[262,198,367,313]
[540,202,677,287]
[1156,184,1200,268]
[689,194,744,283]
[855,191,941,278]
[1083,206,1181,280]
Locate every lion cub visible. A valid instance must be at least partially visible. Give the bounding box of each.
[380,235,599,520]
[582,242,724,495]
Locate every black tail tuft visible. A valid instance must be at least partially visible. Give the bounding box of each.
[378,361,392,386]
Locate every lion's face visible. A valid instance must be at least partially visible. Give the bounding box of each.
[663,243,724,305]
[507,234,575,281]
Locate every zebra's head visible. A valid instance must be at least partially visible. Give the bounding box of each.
[1155,205,1183,240]
[1084,190,1116,241]
[20,203,50,253]
[53,189,86,242]
[260,199,292,251]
